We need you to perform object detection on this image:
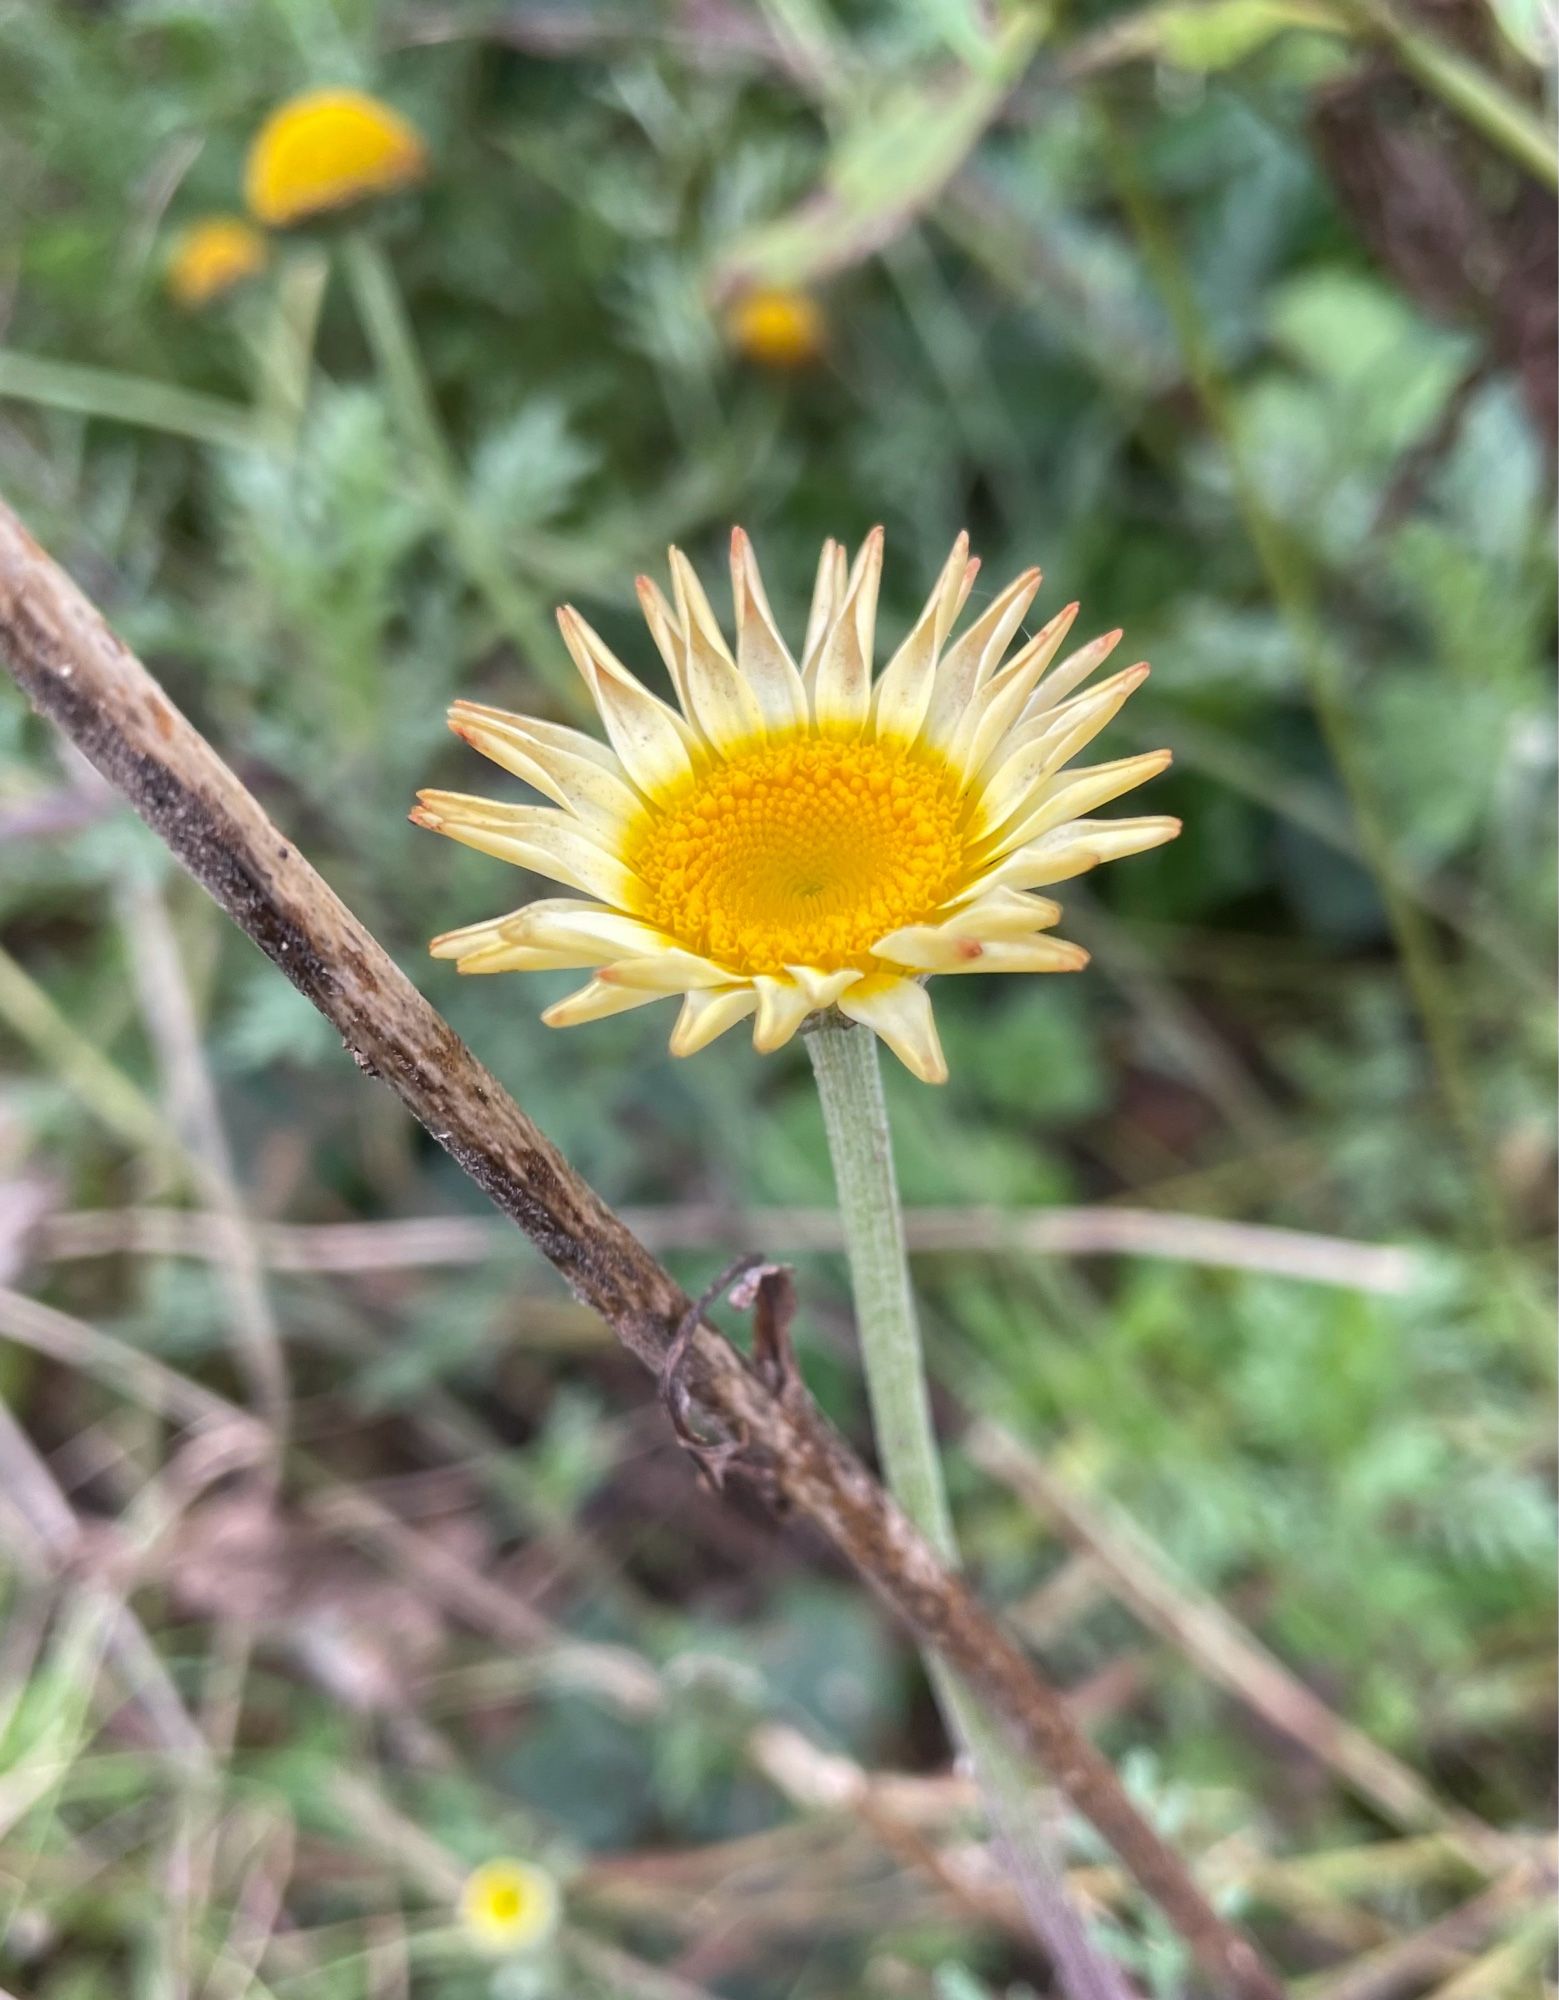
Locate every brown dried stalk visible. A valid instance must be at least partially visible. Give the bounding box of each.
[0,496,1283,2000]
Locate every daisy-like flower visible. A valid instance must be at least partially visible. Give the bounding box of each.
[243,87,427,228]
[725,285,827,370]
[415,531,1177,1084]
[458,1858,559,1954]
[166,215,268,308]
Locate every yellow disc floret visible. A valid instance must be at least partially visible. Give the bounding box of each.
[244,87,427,227]
[166,216,268,308]
[628,735,968,977]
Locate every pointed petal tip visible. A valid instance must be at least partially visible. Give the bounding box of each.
[408,803,439,830]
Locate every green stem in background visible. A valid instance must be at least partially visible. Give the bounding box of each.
[243,243,330,454]
[1101,105,1524,1326]
[1343,0,1557,189]
[0,941,190,1184]
[807,1016,1134,2000]
[338,230,578,708]
[0,352,277,456]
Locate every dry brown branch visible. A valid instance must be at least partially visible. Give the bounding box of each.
[31,1201,1428,1294]
[0,495,1285,2000]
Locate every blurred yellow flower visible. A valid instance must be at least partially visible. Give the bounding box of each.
[458,1858,560,1954]
[244,87,427,227]
[166,216,268,308]
[725,286,826,369]
[415,530,1176,1085]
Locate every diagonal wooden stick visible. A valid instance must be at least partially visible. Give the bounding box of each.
[0,495,1284,2000]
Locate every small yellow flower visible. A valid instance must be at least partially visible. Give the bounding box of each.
[243,87,427,228]
[415,530,1177,1085]
[166,216,268,308]
[725,286,827,370]
[459,1858,560,1954]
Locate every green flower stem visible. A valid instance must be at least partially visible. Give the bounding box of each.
[807,1015,1129,2000]
[338,231,577,708]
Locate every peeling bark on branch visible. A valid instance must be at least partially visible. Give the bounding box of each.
[0,496,1283,2000]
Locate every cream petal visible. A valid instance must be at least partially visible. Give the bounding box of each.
[751,975,817,1053]
[974,663,1153,834]
[873,928,1085,974]
[871,891,1061,966]
[801,538,849,681]
[668,547,737,668]
[946,602,1080,778]
[448,703,620,773]
[541,978,667,1028]
[870,926,988,972]
[984,750,1172,858]
[730,527,809,730]
[784,965,863,1007]
[975,814,1182,892]
[838,977,948,1085]
[667,549,767,750]
[448,702,641,831]
[809,526,883,734]
[933,935,1089,975]
[919,566,1043,750]
[871,532,974,745]
[679,646,767,751]
[670,986,758,1057]
[600,948,735,993]
[557,605,698,795]
[412,792,642,905]
[455,940,601,974]
[524,907,676,958]
[634,574,694,715]
[940,887,1062,936]
[430,895,609,960]
[1019,627,1125,722]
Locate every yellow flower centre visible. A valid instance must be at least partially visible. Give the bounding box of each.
[628,734,970,977]
[459,1859,558,1952]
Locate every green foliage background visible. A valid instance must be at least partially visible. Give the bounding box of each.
[0,2,1553,1996]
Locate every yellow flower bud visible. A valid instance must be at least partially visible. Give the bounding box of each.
[724,286,827,370]
[244,87,427,228]
[166,216,268,309]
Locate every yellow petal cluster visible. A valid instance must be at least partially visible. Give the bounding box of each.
[166,216,268,308]
[458,1858,559,1954]
[724,286,827,369]
[415,529,1177,1084]
[243,87,427,227]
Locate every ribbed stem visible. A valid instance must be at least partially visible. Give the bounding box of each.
[807,1015,1131,2000]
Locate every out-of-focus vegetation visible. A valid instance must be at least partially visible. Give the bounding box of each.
[0,3,1553,1997]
